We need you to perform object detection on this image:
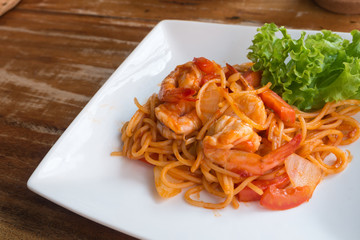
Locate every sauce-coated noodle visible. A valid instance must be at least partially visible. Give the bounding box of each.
[116,59,360,210]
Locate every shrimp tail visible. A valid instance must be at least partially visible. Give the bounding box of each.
[260,134,302,172]
[159,88,196,102]
[228,134,302,177]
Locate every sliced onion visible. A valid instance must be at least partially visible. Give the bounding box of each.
[196,81,222,124]
[285,154,322,190]
[154,166,181,198]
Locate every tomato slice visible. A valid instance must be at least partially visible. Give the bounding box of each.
[259,89,296,126]
[200,73,218,86]
[193,57,217,74]
[242,70,262,88]
[260,185,312,210]
[240,70,296,125]
[238,174,290,202]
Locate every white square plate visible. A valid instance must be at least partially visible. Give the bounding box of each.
[27,20,360,240]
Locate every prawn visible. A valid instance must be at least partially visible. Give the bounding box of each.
[203,115,302,176]
[156,58,220,137]
[159,61,202,102]
[156,122,183,140]
[205,115,262,153]
[155,101,201,137]
[224,93,267,125]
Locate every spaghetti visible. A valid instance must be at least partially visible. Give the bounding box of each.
[115,57,360,210]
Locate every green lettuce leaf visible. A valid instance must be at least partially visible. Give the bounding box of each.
[247,23,360,111]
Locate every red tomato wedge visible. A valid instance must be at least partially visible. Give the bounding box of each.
[260,154,322,210]
[193,57,217,74]
[238,174,290,202]
[260,185,312,210]
[259,89,296,126]
[200,73,218,86]
[243,70,262,88]
[240,69,296,125]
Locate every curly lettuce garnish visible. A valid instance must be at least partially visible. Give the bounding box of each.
[248,23,360,111]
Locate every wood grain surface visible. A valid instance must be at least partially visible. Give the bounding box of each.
[1,1,360,239]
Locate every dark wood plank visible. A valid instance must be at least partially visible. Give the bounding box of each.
[17,0,360,31]
[0,9,149,240]
[0,9,150,126]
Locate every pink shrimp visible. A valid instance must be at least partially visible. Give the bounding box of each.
[158,61,202,102]
[205,115,262,152]
[203,115,302,176]
[224,93,267,125]
[155,101,201,137]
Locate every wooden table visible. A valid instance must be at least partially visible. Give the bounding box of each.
[1,0,359,239]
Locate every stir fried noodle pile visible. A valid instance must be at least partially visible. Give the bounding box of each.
[115,57,360,210]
